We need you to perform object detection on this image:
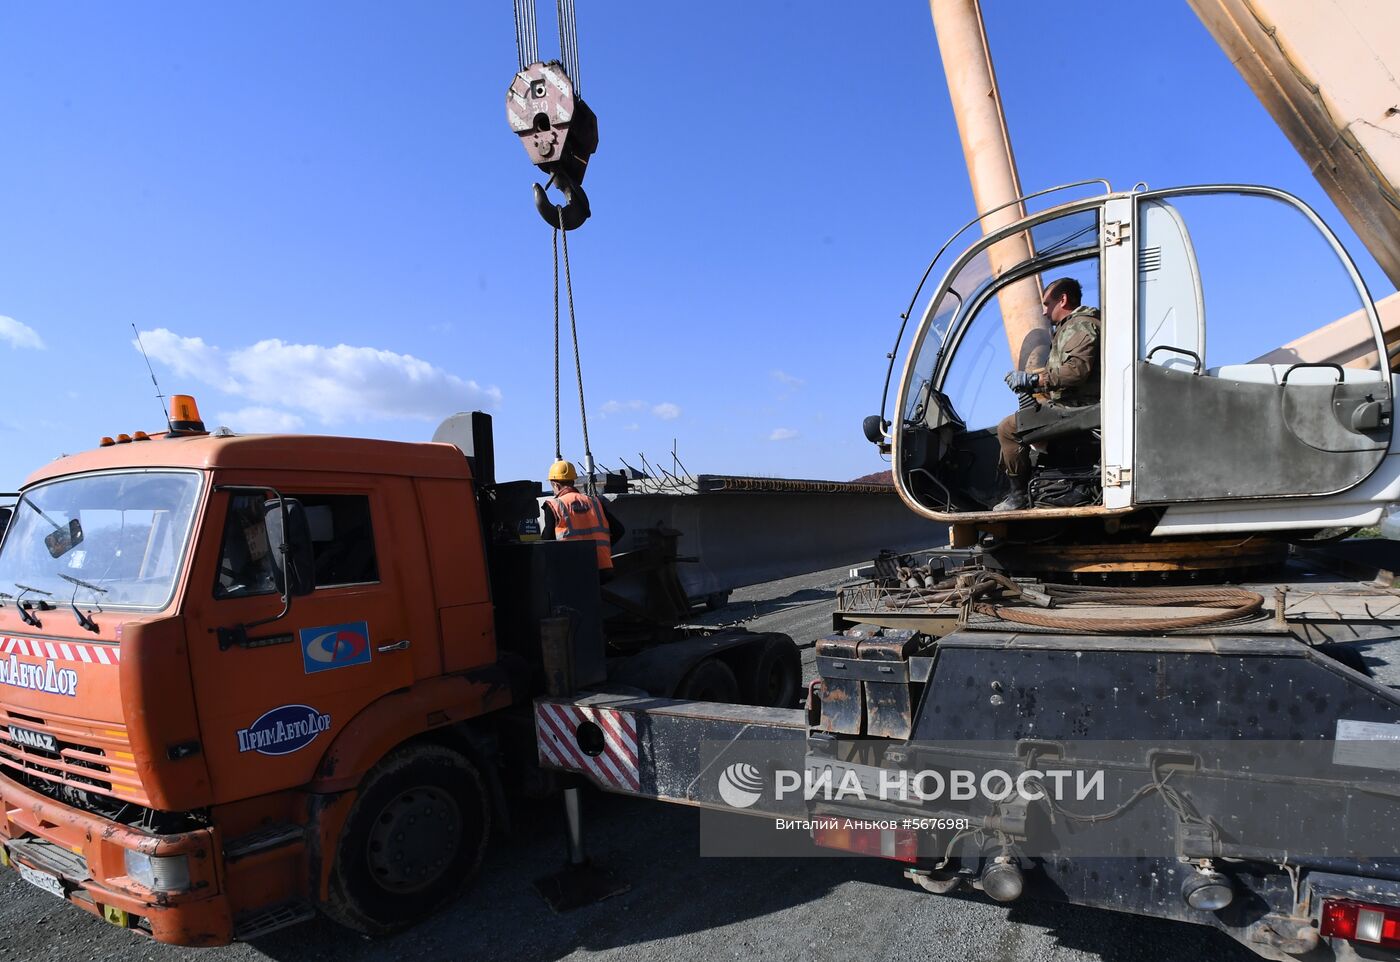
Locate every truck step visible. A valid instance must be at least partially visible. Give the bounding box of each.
[223,823,304,861]
[233,901,316,941]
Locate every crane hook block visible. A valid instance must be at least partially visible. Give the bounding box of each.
[507,60,599,230]
[534,170,591,232]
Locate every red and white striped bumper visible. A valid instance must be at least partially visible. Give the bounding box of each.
[532,694,809,814]
[534,699,641,793]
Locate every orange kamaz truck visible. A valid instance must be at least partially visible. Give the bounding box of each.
[0,398,798,944]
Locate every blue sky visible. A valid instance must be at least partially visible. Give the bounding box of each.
[0,1,1391,491]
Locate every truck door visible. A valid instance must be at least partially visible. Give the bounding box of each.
[186,483,416,801]
[1131,187,1393,503]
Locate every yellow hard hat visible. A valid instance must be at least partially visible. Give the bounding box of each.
[548,460,577,483]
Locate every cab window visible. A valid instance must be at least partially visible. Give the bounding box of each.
[1132,188,1390,503]
[215,493,379,598]
[940,256,1101,431]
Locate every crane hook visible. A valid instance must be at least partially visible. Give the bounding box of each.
[507,61,598,232]
[534,169,591,231]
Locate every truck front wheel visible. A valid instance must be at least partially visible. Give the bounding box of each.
[322,743,490,936]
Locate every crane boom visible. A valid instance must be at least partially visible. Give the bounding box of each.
[1188,0,1400,289]
[927,0,1049,371]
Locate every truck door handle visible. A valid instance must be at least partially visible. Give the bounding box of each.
[377,640,411,653]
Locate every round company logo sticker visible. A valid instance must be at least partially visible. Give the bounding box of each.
[304,628,368,664]
[717,762,764,809]
[299,620,372,674]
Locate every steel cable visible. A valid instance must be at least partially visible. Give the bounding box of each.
[974,583,1265,633]
[559,222,592,468]
[512,0,523,69]
[1037,584,1263,606]
[556,0,579,94]
[530,4,539,68]
[551,223,562,461]
[855,568,1266,633]
[513,0,538,70]
[974,600,1263,633]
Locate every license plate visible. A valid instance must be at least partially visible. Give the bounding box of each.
[16,862,64,899]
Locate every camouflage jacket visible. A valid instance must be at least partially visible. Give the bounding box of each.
[1040,306,1101,405]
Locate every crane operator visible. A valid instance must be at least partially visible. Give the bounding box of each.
[994,277,1102,512]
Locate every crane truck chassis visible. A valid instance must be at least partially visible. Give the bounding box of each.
[529,180,1400,962]
[538,556,1400,962]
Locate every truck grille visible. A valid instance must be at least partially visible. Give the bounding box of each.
[0,709,149,808]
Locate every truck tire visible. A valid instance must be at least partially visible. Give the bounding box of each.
[738,635,802,707]
[703,590,731,612]
[321,743,490,936]
[674,658,740,703]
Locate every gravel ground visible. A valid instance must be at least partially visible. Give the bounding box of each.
[0,792,1256,962]
[2,562,1394,961]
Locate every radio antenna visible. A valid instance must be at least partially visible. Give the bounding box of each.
[131,323,171,430]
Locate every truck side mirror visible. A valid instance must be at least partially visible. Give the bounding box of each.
[862,415,888,445]
[263,498,315,597]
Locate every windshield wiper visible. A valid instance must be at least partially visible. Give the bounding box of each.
[13,584,53,629]
[58,574,105,634]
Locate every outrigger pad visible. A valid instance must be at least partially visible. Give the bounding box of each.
[533,860,630,913]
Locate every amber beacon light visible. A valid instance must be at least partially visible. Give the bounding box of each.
[168,394,207,435]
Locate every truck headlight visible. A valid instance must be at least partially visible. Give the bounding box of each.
[123,850,191,893]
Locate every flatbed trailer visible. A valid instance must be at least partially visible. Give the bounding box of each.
[537,547,1400,961]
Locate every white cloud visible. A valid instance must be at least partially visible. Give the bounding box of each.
[0,315,45,351]
[769,427,799,441]
[216,406,306,433]
[622,423,640,432]
[138,330,237,390]
[771,369,804,387]
[601,399,679,421]
[136,328,501,424]
[600,399,646,417]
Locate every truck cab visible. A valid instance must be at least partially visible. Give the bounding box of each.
[883,184,1399,536]
[0,416,511,943]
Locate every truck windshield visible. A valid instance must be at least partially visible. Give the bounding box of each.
[0,471,201,610]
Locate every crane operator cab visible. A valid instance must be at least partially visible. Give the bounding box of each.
[872,184,1399,537]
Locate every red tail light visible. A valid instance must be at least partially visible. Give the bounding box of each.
[812,822,918,863]
[1321,899,1400,947]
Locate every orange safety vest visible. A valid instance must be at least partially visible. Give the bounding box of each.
[546,490,613,571]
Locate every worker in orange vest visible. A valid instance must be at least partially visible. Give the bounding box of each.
[541,460,625,577]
